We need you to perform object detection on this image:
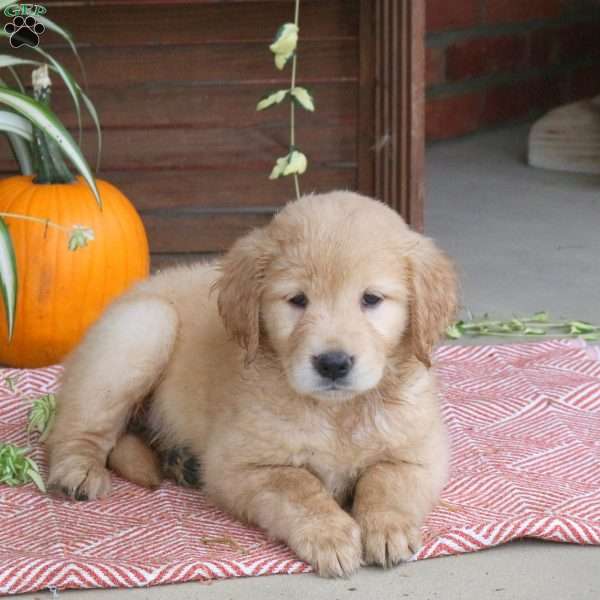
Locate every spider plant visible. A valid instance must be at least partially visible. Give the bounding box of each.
[0,0,100,339]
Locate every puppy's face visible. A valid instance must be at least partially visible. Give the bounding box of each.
[216,192,457,404]
[261,249,409,402]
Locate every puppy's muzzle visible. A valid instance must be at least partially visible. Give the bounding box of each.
[312,351,355,381]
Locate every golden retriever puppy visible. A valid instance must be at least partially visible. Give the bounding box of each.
[46,191,457,577]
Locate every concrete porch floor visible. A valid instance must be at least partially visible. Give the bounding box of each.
[21,124,600,599]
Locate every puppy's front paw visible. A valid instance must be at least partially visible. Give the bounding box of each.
[357,511,422,567]
[48,456,112,501]
[290,512,362,577]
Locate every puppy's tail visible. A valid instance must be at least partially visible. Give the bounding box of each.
[108,433,162,489]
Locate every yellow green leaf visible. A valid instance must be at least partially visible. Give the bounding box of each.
[68,225,94,251]
[524,327,545,335]
[569,321,596,334]
[256,89,289,111]
[269,155,289,180]
[582,333,600,341]
[283,150,307,176]
[27,393,57,442]
[274,52,292,71]
[0,443,45,491]
[26,467,46,492]
[269,23,298,57]
[291,87,315,112]
[531,311,549,322]
[446,323,463,339]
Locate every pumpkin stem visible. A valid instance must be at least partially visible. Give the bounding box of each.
[31,66,75,185]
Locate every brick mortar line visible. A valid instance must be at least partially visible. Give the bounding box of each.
[426,11,600,48]
[426,57,600,99]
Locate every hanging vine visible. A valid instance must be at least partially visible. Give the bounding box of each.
[257,0,314,200]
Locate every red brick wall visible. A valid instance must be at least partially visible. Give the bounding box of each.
[425,0,600,141]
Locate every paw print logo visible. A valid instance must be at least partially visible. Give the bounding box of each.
[4,15,45,48]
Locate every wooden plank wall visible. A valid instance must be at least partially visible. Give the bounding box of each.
[0,0,360,265]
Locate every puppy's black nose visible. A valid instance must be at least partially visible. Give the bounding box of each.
[313,352,354,381]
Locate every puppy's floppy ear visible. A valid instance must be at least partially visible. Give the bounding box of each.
[214,227,275,364]
[406,236,458,367]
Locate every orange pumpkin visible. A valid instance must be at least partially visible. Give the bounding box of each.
[0,175,149,367]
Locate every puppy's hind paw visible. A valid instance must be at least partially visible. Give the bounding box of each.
[48,457,112,501]
[160,446,202,488]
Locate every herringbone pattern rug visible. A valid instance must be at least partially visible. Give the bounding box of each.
[1,339,599,595]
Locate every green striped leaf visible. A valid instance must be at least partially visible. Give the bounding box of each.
[6,65,24,93]
[0,217,17,340]
[0,56,40,94]
[76,83,102,172]
[31,46,82,142]
[6,133,34,175]
[0,39,84,141]
[0,55,40,69]
[0,87,101,206]
[0,77,33,174]
[6,132,33,174]
[0,110,33,141]
[0,78,34,174]
[35,15,88,88]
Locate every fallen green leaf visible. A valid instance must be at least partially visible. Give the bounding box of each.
[27,393,56,442]
[582,333,600,342]
[0,442,45,491]
[508,319,524,331]
[524,327,546,335]
[446,312,600,342]
[531,311,549,322]
[26,466,46,492]
[569,321,597,334]
[4,375,15,392]
[446,323,463,339]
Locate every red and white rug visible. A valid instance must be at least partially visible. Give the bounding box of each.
[1,339,599,595]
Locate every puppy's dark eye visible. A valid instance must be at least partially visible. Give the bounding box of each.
[289,293,308,308]
[362,293,382,308]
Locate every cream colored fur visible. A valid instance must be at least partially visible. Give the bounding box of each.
[46,191,458,577]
